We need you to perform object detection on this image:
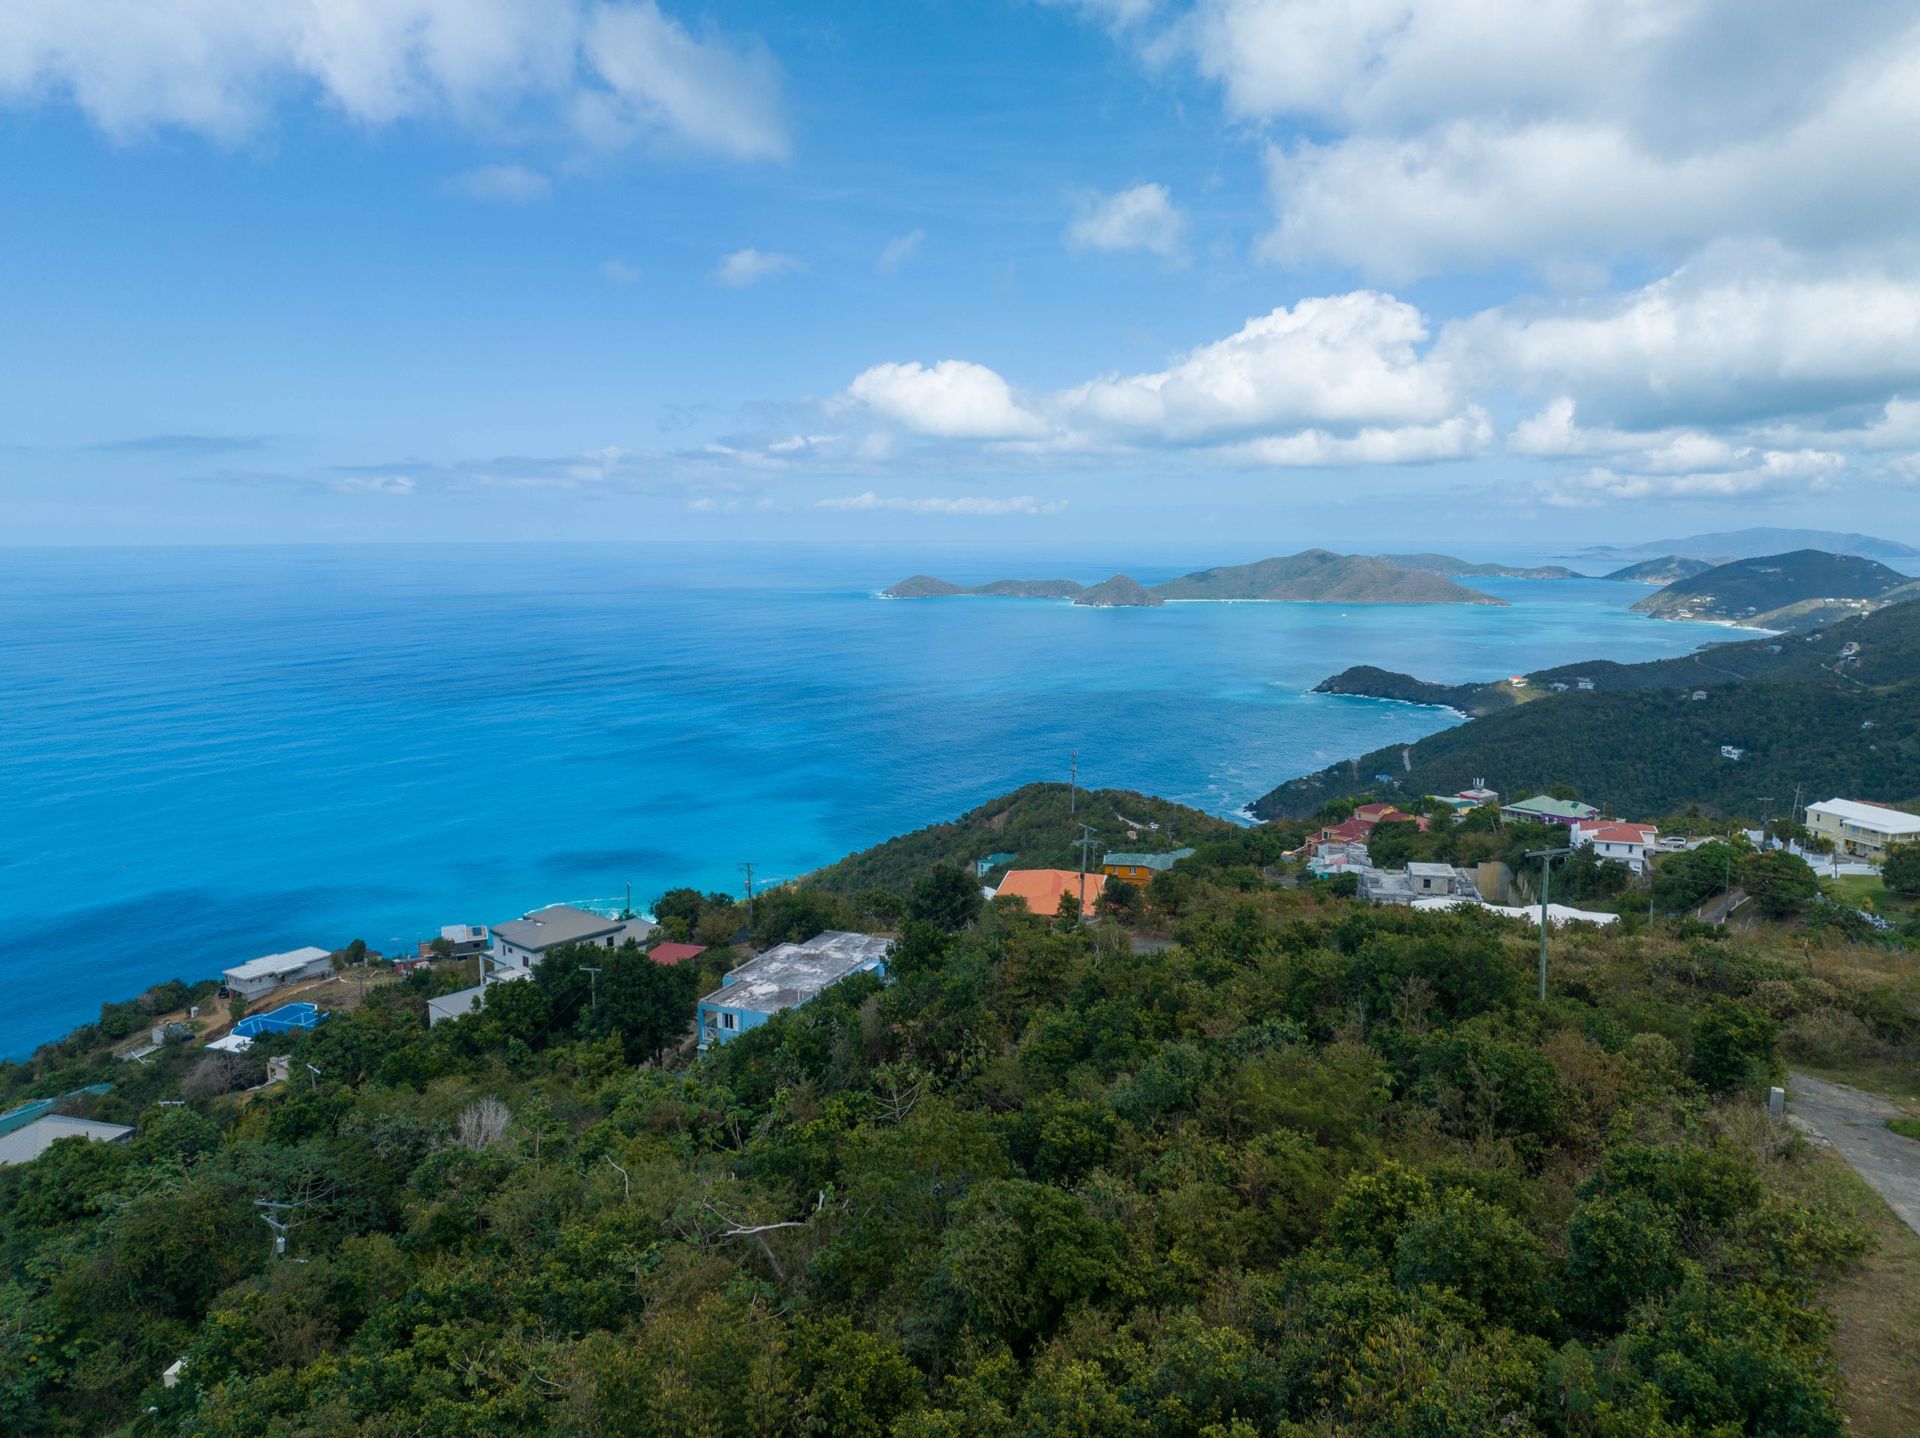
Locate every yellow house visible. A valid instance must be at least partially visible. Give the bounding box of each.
[1804,799,1920,861]
[1101,848,1195,888]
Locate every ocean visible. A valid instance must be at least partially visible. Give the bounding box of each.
[0,542,1740,1058]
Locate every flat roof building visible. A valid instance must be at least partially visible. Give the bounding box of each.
[697,932,890,1049]
[223,946,334,1001]
[1805,799,1920,862]
[492,906,656,967]
[0,1114,135,1166]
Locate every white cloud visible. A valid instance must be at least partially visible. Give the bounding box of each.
[443,162,551,203]
[1170,0,1920,280]
[1066,183,1188,258]
[1539,449,1846,508]
[845,360,1049,440]
[599,258,639,284]
[877,228,926,274]
[715,247,803,287]
[0,0,788,160]
[1055,291,1459,440]
[332,473,416,495]
[1219,408,1491,466]
[814,491,1068,516]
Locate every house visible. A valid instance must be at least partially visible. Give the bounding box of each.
[993,869,1107,918]
[1407,861,1471,897]
[1720,745,1744,761]
[422,924,490,959]
[1804,799,1920,862]
[491,905,656,967]
[1500,795,1600,827]
[1690,690,1708,701]
[1102,848,1196,887]
[1358,862,1477,905]
[1307,841,1369,877]
[427,963,532,1026]
[1549,681,1569,693]
[1571,821,1659,875]
[222,946,334,1001]
[1455,784,1499,807]
[1357,868,1415,904]
[1575,678,1595,691]
[974,852,1017,877]
[0,1114,135,1166]
[697,932,891,1049]
[647,942,708,966]
[1508,675,1529,688]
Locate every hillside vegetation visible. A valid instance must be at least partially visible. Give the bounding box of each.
[1633,550,1912,630]
[1376,552,1578,579]
[1259,602,1920,820]
[805,782,1231,893]
[6,808,1919,1437]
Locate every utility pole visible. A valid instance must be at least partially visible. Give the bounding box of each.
[255,1200,298,1258]
[1070,750,1078,816]
[1524,847,1570,1003]
[581,966,602,1012]
[1756,796,1773,846]
[739,862,756,930]
[1073,823,1098,926]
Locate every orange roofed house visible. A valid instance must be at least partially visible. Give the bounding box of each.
[994,868,1107,919]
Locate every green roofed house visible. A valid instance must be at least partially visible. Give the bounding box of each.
[975,852,1017,878]
[1102,847,1197,888]
[1499,795,1600,827]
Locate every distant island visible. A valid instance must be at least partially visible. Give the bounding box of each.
[1579,526,1920,563]
[1602,555,1716,585]
[1374,552,1579,580]
[1630,549,1918,631]
[884,549,1506,607]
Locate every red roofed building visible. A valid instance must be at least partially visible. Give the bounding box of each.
[993,868,1107,919]
[647,942,709,966]
[1570,821,1659,875]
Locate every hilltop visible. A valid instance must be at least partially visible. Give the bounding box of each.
[1258,599,1920,819]
[1153,549,1503,604]
[804,781,1231,893]
[1376,551,1578,580]
[1604,555,1716,584]
[1632,549,1913,629]
[1074,573,1162,607]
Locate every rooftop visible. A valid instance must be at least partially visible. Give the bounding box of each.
[0,1114,135,1166]
[492,905,626,950]
[994,868,1107,918]
[1503,795,1598,820]
[440,924,489,943]
[1580,822,1658,844]
[1407,862,1456,879]
[1806,799,1920,835]
[648,942,709,966]
[701,932,891,1016]
[223,946,332,982]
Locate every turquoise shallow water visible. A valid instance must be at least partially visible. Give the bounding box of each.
[0,543,1735,1057]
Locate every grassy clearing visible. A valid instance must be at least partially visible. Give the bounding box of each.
[1827,873,1918,921]
[1798,1146,1920,1438]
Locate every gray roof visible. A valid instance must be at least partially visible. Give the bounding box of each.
[1407,862,1456,879]
[223,946,332,982]
[492,905,626,951]
[0,1114,135,1166]
[1103,848,1196,871]
[700,931,890,1018]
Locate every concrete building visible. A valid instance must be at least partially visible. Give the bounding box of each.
[431,924,491,958]
[0,1114,135,1166]
[1571,821,1660,875]
[491,905,656,967]
[1805,799,1920,862]
[223,946,334,1001]
[427,963,532,1026]
[697,932,891,1049]
[1101,848,1195,887]
[1499,795,1600,827]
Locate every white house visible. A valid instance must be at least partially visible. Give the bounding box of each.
[490,905,656,967]
[1571,821,1659,875]
[427,963,532,1026]
[1805,799,1920,863]
[223,946,334,1001]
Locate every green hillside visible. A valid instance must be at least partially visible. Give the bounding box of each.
[1633,549,1910,628]
[804,782,1232,893]
[1153,549,1504,604]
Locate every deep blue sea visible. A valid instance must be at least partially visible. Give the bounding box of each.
[0,543,1740,1057]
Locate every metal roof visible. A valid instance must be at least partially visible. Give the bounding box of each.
[1502,795,1598,819]
[491,905,626,950]
[0,1115,135,1166]
[223,946,332,982]
[1102,848,1195,871]
[700,932,890,1017]
[1806,799,1920,836]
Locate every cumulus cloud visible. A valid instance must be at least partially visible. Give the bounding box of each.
[1169,0,1920,280]
[845,360,1049,440]
[1539,449,1847,508]
[1218,409,1492,466]
[715,247,803,287]
[814,491,1067,516]
[443,163,551,202]
[0,0,788,159]
[1066,183,1189,258]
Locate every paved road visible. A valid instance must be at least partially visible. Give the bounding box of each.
[1788,1071,1920,1236]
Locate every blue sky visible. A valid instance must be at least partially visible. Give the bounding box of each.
[6,0,1920,549]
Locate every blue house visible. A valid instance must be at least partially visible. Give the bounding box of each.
[697,931,891,1049]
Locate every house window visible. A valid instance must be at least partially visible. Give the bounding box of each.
[721,1013,736,1031]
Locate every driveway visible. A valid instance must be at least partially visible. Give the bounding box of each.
[1788,1071,1920,1237]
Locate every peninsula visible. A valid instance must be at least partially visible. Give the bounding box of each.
[1630,549,1916,631]
[884,549,1505,607]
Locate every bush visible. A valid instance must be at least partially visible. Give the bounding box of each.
[1779,1007,1877,1066]
[1688,999,1779,1094]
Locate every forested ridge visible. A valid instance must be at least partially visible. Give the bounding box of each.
[4,811,1918,1437]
